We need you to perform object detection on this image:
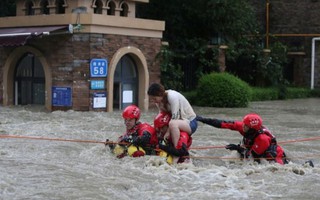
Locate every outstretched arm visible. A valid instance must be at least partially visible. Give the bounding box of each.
[196,116,241,131]
[196,116,223,128]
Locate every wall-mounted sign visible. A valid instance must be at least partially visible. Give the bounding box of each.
[91,80,105,90]
[93,92,107,108]
[52,87,72,106]
[90,59,108,77]
[123,90,133,103]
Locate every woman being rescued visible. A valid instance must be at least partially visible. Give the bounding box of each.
[147,83,198,150]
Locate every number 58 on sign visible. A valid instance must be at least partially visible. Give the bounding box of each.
[90,59,108,77]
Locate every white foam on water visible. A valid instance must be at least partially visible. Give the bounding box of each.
[1,99,320,199]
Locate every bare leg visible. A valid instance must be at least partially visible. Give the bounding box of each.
[169,119,191,147]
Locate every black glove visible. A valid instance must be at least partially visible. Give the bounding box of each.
[159,143,189,157]
[132,137,142,146]
[120,136,132,145]
[105,139,115,150]
[225,144,245,154]
[132,131,151,146]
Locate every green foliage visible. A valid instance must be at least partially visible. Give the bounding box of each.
[196,72,251,107]
[138,0,263,90]
[250,87,315,101]
[250,87,279,101]
[0,0,16,17]
[138,0,258,46]
[196,45,220,76]
[286,87,311,99]
[226,36,264,85]
[157,46,184,91]
[257,41,288,86]
[182,90,197,105]
[311,89,320,97]
[185,86,319,107]
[226,38,289,88]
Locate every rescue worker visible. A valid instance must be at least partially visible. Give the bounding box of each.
[154,112,192,164]
[108,105,158,158]
[196,113,288,165]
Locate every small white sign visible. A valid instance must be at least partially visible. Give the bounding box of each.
[123,90,133,103]
[93,97,106,108]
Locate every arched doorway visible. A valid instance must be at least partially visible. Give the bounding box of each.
[107,46,149,112]
[113,55,138,110]
[14,53,45,105]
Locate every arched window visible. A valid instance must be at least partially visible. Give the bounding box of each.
[120,2,129,17]
[40,0,50,15]
[25,0,35,16]
[93,0,103,14]
[107,1,116,15]
[15,53,45,105]
[56,0,65,14]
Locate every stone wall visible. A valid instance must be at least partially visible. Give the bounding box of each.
[249,0,320,88]
[0,48,5,104]
[0,33,161,110]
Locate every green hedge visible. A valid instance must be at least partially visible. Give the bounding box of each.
[182,73,320,106]
[311,89,320,97]
[184,87,320,106]
[286,87,311,99]
[250,87,279,101]
[196,72,251,107]
[250,87,317,101]
[183,90,197,105]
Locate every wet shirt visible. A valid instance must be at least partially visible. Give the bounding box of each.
[156,90,196,121]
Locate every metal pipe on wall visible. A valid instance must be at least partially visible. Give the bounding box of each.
[311,37,320,89]
[266,0,270,49]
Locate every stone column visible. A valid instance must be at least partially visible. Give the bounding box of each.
[218,45,228,72]
[33,6,41,15]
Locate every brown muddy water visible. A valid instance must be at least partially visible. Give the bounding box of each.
[1,98,320,200]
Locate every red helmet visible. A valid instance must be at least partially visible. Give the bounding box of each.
[122,105,140,120]
[242,113,263,131]
[154,112,171,129]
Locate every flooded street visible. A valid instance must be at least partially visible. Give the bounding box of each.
[1,98,320,200]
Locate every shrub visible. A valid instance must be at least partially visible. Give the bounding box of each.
[251,87,315,101]
[182,90,197,105]
[311,89,320,97]
[286,87,311,99]
[196,72,251,107]
[250,87,279,101]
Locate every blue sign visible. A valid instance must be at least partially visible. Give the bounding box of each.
[94,92,106,98]
[91,80,105,90]
[90,59,108,77]
[52,87,72,106]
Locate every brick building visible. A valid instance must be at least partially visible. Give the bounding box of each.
[250,0,320,89]
[0,0,165,112]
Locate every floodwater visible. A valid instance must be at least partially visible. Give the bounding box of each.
[1,98,320,200]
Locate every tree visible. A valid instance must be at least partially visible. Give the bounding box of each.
[0,0,16,17]
[139,0,258,49]
[137,0,263,90]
